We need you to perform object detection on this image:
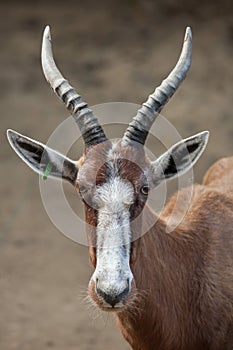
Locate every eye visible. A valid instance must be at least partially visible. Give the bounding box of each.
[79,186,86,193]
[78,185,89,197]
[140,185,150,195]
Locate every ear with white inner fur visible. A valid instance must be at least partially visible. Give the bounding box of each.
[7,129,78,185]
[150,131,209,187]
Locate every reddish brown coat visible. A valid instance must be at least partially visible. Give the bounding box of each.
[84,154,233,350]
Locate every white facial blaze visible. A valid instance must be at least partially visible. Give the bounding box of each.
[92,177,134,304]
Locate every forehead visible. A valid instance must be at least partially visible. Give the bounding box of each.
[77,140,150,186]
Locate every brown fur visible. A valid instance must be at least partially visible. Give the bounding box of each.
[117,157,233,350]
[78,143,233,350]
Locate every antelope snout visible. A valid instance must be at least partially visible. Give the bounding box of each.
[95,277,130,308]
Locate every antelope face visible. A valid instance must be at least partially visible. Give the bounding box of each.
[77,141,150,309]
[7,26,209,312]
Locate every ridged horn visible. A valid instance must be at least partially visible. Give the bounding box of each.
[122,27,192,146]
[41,25,107,147]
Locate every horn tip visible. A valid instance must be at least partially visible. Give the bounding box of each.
[43,25,51,41]
[185,26,192,41]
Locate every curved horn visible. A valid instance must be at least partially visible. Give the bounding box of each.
[41,26,107,147]
[122,27,192,146]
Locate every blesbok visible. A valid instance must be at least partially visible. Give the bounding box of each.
[7,26,233,350]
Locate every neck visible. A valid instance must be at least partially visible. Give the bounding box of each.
[116,205,203,350]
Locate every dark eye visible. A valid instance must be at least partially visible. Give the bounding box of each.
[78,185,88,196]
[78,186,92,206]
[140,185,150,195]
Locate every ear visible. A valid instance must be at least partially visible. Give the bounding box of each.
[7,129,78,185]
[150,131,209,187]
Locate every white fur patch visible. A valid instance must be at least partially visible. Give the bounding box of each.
[92,177,134,304]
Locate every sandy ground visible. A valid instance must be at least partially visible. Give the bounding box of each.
[1,1,233,349]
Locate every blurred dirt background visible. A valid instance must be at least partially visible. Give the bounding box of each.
[1,0,233,349]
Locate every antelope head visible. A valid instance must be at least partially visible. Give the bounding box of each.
[7,26,209,310]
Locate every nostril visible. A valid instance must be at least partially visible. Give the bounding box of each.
[95,277,99,291]
[96,283,130,307]
[122,282,130,299]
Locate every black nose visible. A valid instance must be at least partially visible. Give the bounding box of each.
[96,280,130,307]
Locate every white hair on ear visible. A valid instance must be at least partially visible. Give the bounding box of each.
[150,131,209,187]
